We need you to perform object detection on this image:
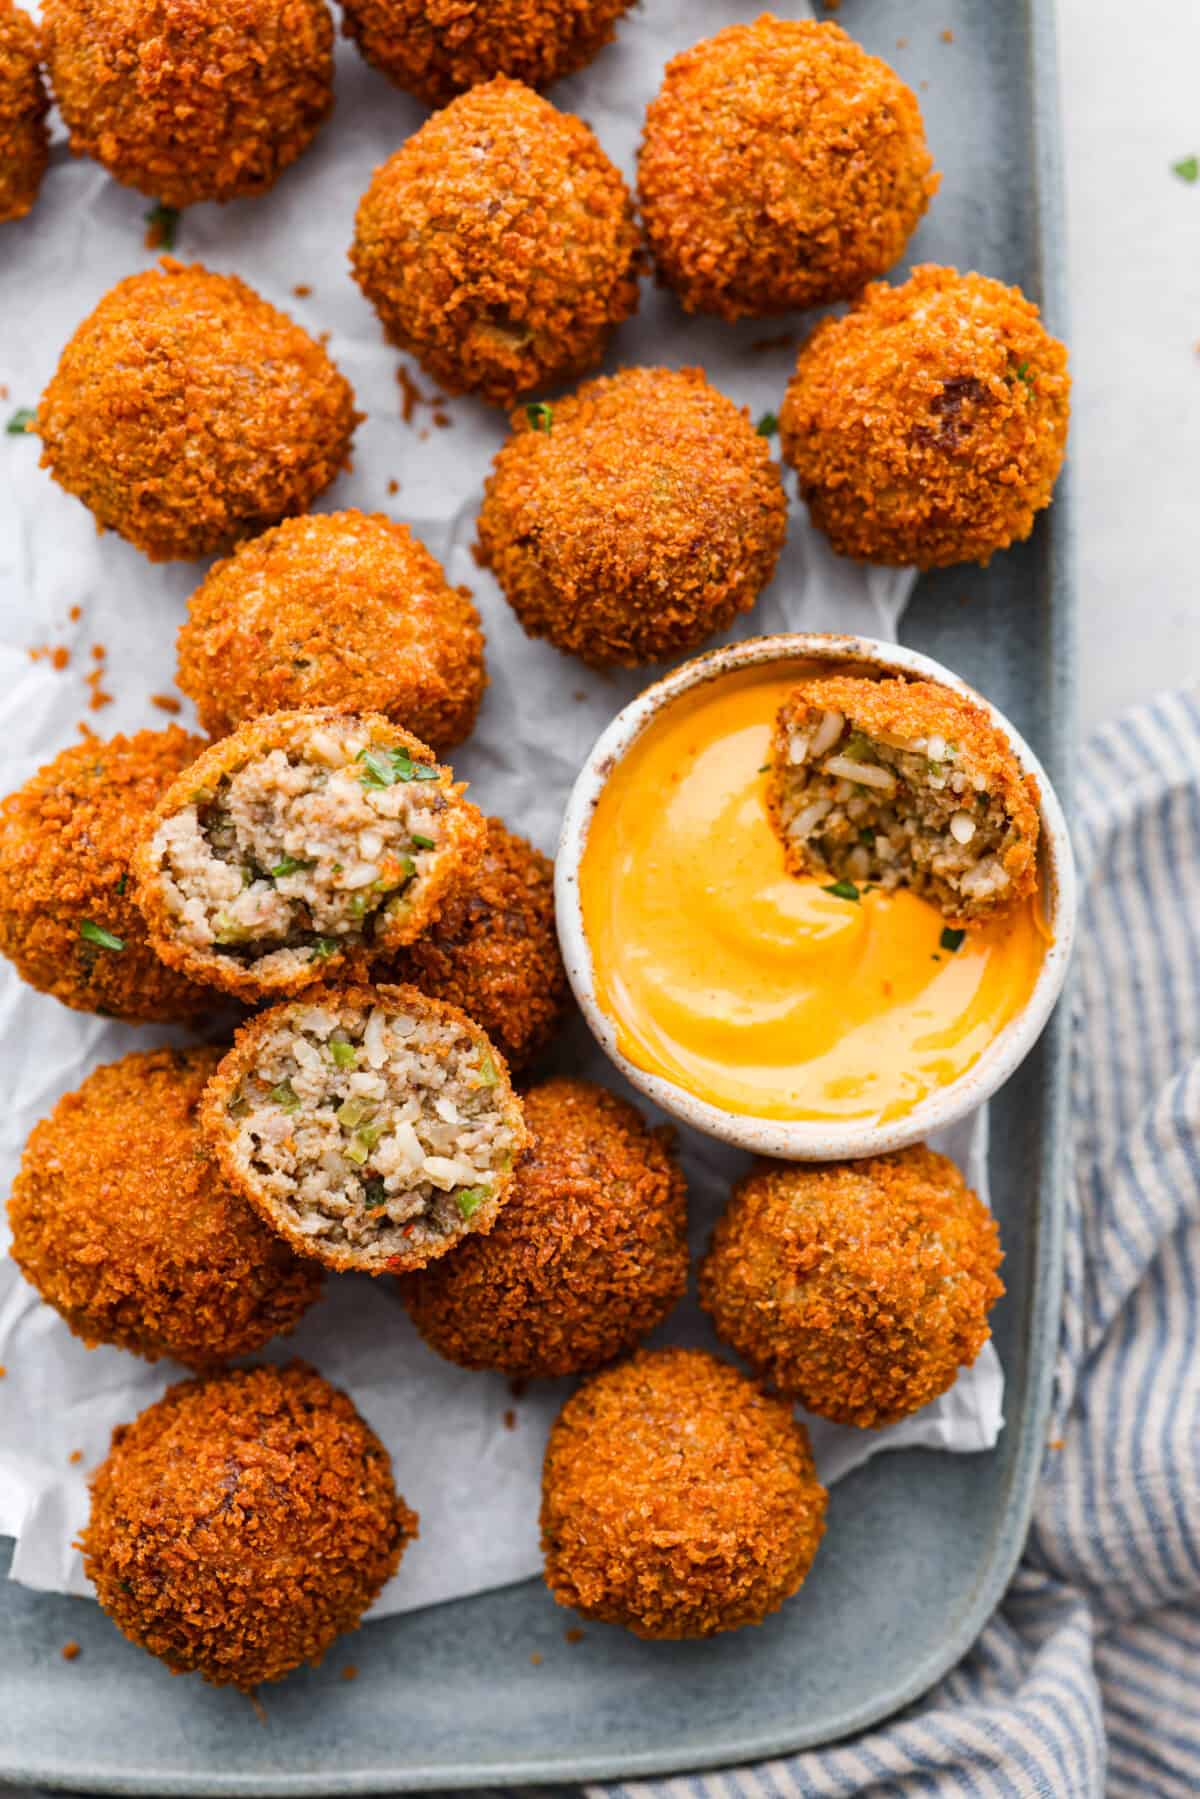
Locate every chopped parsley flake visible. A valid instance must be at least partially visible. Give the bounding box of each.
[525,401,553,432]
[755,411,779,437]
[823,880,861,903]
[269,1081,300,1113]
[270,855,313,879]
[456,1185,489,1220]
[358,746,439,789]
[1172,154,1198,183]
[6,408,34,436]
[309,936,337,961]
[363,1176,387,1210]
[144,202,179,249]
[79,920,124,951]
[411,833,436,851]
[940,927,966,952]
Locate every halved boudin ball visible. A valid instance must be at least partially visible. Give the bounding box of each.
[638,17,937,319]
[780,266,1071,567]
[80,1362,416,1687]
[767,674,1040,927]
[41,0,334,208]
[381,816,569,1072]
[202,984,528,1274]
[133,709,485,1001]
[350,77,640,404]
[477,366,788,665]
[399,1077,687,1377]
[8,1047,322,1367]
[698,1147,1004,1429]
[0,726,212,1022]
[176,510,487,752]
[541,1348,827,1638]
[0,0,49,223]
[339,0,635,106]
[36,260,359,562]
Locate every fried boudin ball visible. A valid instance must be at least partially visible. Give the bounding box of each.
[81,1362,416,1687]
[202,984,528,1275]
[0,727,212,1022]
[350,78,640,404]
[382,816,568,1072]
[541,1348,827,1638]
[340,0,634,106]
[699,1148,1004,1429]
[176,511,487,752]
[478,367,788,665]
[0,0,48,223]
[637,18,937,321]
[8,1048,322,1367]
[400,1078,687,1377]
[133,709,485,1001]
[767,674,1040,927]
[37,260,359,562]
[781,266,1071,568]
[41,0,333,208]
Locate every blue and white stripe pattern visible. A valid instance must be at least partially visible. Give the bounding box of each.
[572,693,1200,1798]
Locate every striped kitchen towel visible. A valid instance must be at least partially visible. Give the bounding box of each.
[571,690,1199,1799]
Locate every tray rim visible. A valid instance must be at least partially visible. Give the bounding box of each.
[0,0,1076,1785]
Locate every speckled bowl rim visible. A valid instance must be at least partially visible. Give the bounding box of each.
[555,631,1078,1161]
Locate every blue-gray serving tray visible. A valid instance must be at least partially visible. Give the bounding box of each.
[0,0,1073,1786]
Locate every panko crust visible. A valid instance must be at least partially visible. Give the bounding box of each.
[637,17,937,321]
[477,366,788,665]
[780,265,1072,568]
[698,1147,1005,1429]
[0,0,48,222]
[201,982,529,1275]
[381,816,568,1072]
[8,1047,322,1367]
[42,0,334,208]
[80,1362,417,1687]
[350,77,641,404]
[133,708,486,1002]
[340,0,634,106]
[177,510,487,751]
[0,726,212,1022]
[399,1077,687,1376]
[768,673,1041,926]
[37,259,359,563]
[541,1348,827,1638]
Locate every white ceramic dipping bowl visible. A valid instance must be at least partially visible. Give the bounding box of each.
[555,632,1077,1161]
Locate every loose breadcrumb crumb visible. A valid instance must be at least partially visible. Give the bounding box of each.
[61,1641,80,1661]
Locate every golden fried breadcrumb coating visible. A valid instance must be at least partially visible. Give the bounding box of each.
[350,78,640,404]
[0,0,48,222]
[382,816,568,1071]
[37,260,359,562]
[399,1078,687,1376]
[8,1048,322,1366]
[780,265,1071,567]
[477,366,788,665]
[0,726,212,1022]
[541,1348,827,1638]
[768,674,1041,927]
[638,17,937,320]
[81,1363,416,1687]
[42,0,334,208]
[340,0,634,106]
[177,510,487,752]
[699,1147,1004,1429]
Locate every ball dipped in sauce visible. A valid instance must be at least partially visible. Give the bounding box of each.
[576,660,1049,1127]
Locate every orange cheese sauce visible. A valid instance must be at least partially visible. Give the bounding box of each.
[579,664,1046,1124]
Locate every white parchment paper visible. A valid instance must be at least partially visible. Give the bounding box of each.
[0,0,1002,1618]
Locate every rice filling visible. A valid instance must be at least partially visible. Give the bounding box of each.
[222,998,520,1259]
[150,724,448,973]
[771,707,1025,914]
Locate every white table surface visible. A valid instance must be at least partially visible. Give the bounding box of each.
[1061,0,1200,732]
[1,4,1195,1795]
